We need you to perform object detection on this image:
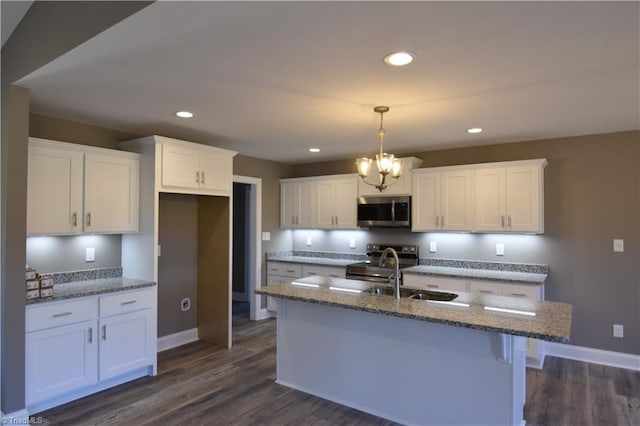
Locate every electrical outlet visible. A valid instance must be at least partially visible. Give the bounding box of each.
[181,298,191,312]
[613,239,624,252]
[349,238,356,249]
[306,236,312,246]
[429,241,437,253]
[613,324,624,338]
[85,247,95,262]
[262,232,271,241]
[496,243,505,256]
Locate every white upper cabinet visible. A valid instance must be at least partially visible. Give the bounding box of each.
[27,142,84,235]
[475,160,546,233]
[27,138,140,235]
[84,152,139,233]
[358,157,423,197]
[315,175,358,229]
[280,179,315,229]
[412,167,474,231]
[160,140,235,196]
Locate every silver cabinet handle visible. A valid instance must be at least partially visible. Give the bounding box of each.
[295,216,299,226]
[88,327,93,343]
[308,272,317,275]
[508,215,512,229]
[435,216,439,227]
[121,300,137,306]
[441,216,444,228]
[196,171,200,184]
[510,293,527,297]
[501,215,505,228]
[71,212,77,227]
[201,171,205,184]
[286,269,296,273]
[426,284,439,289]
[391,199,396,224]
[52,312,72,318]
[102,325,107,340]
[335,216,339,226]
[86,212,91,227]
[479,290,493,294]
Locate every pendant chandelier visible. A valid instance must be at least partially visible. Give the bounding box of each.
[355,106,403,192]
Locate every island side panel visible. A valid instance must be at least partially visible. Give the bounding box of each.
[276,299,525,426]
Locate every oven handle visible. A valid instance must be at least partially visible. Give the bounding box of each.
[391,199,396,224]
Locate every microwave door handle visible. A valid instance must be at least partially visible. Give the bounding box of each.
[391,199,396,224]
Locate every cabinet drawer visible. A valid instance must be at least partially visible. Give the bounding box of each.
[403,275,468,292]
[26,298,97,332]
[302,265,345,278]
[100,288,153,317]
[500,283,541,300]
[267,263,302,277]
[468,280,502,296]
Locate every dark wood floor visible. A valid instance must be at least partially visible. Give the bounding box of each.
[40,306,639,425]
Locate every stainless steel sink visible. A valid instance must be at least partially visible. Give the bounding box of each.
[364,286,458,302]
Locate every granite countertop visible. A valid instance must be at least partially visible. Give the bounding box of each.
[267,255,357,267]
[257,276,571,342]
[404,265,548,285]
[27,277,156,305]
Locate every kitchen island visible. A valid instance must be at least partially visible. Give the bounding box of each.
[257,276,572,426]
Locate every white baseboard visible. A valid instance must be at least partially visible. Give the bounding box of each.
[157,328,199,352]
[546,342,640,371]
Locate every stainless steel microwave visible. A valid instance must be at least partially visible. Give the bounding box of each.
[357,196,411,228]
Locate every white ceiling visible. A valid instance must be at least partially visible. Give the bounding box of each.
[18,2,640,164]
[1,0,34,46]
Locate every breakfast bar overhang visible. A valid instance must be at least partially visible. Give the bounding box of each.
[257,276,572,426]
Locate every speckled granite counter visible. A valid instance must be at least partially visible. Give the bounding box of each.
[257,276,571,342]
[267,255,358,267]
[27,277,156,305]
[404,265,547,284]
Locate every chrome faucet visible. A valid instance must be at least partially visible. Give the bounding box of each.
[379,247,401,300]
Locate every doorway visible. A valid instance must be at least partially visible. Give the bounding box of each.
[232,176,267,321]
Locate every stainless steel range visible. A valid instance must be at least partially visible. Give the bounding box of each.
[345,243,419,284]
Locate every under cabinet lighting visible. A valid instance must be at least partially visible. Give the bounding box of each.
[427,300,470,308]
[466,127,483,134]
[484,306,536,316]
[291,282,320,288]
[329,286,362,294]
[308,148,320,153]
[175,111,194,118]
[384,52,414,66]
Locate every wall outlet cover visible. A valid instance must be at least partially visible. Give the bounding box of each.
[181,298,191,312]
[613,239,624,252]
[349,238,356,249]
[496,243,505,256]
[262,232,271,241]
[613,324,624,338]
[306,236,312,246]
[429,241,437,253]
[85,247,95,262]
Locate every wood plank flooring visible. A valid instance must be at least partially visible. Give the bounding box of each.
[40,307,639,425]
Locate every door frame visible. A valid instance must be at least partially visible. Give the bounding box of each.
[232,175,268,321]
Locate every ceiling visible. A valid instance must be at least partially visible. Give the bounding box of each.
[1,0,33,46]
[18,2,640,164]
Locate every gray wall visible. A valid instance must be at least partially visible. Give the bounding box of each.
[26,235,122,274]
[158,193,198,337]
[291,131,640,356]
[1,1,152,413]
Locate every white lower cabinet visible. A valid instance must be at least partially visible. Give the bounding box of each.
[403,273,545,368]
[25,288,156,412]
[265,262,346,312]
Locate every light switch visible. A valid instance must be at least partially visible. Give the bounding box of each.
[262,232,271,241]
[429,241,437,253]
[496,243,505,256]
[613,239,624,252]
[86,247,95,262]
[349,238,356,249]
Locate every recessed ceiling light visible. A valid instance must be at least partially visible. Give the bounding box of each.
[383,52,414,66]
[175,111,194,118]
[308,148,320,153]
[467,127,483,134]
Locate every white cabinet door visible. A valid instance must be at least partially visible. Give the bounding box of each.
[99,309,154,381]
[27,143,83,235]
[84,153,139,233]
[475,163,544,233]
[199,149,233,194]
[440,169,474,231]
[334,177,358,229]
[26,320,98,406]
[412,172,441,231]
[474,167,506,232]
[160,143,200,190]
[505,165,542,233]
[281,180,315,229]
[315,176,358,229]
[403,275,468,292]
[412,169,474,231]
